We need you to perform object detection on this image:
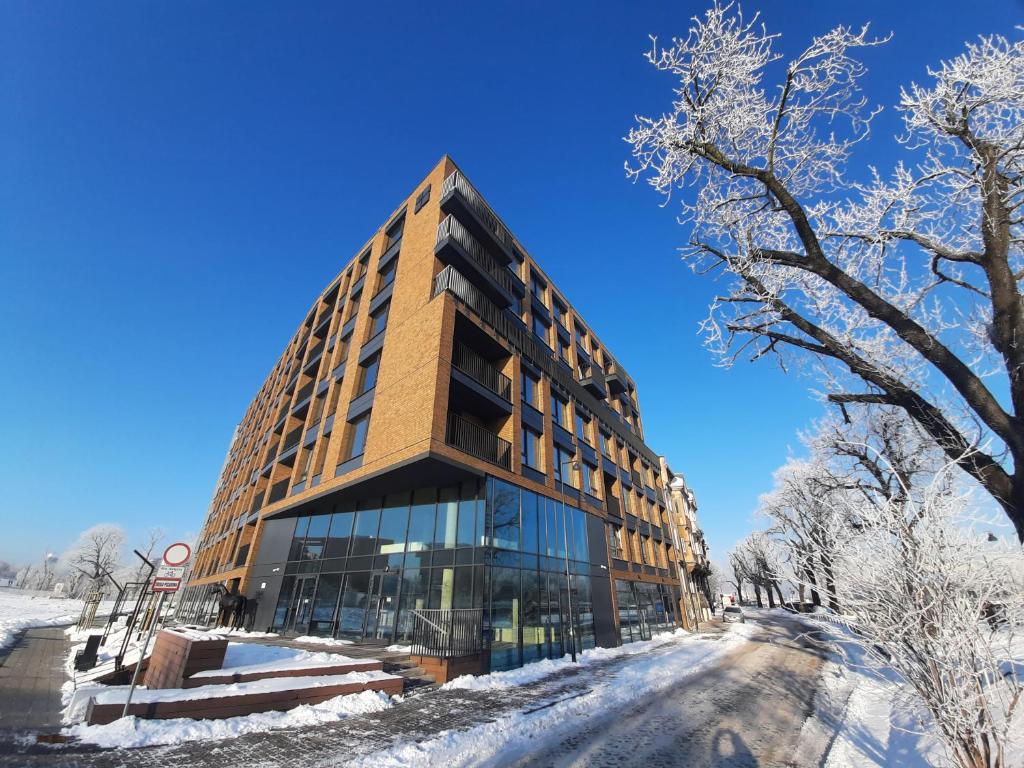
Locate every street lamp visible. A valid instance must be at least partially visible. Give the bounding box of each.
[558,458,579,663]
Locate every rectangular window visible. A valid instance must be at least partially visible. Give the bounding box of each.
[385,215,405,249]
[532,315,549,345]
[552,300,566,328]
[530,271,546,301]
[574,326,588,351]
[577,359,591,381]
[575,411,591,445]
[550,393,568,428]
[599,431,610,457]
[521,370,538,408]
[580,462,594,495]
[368,302,389,339]
[414,185,431,213]
[346,412,371,459]
[553,445,575,487]
[355,249,371,280]
[358,353,381,394]
[377,258,397,293]
[521,427,541,469]
[558,338,570,363]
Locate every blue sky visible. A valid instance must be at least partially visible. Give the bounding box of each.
[1,1,1019,568]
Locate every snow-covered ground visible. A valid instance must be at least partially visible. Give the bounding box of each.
[0,589,83,650]
[190,642,376,678]
[348,625,750,767]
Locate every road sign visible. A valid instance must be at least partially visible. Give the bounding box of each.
[162,542,192,567]
[152,577,182,593]
[155,564,186,579]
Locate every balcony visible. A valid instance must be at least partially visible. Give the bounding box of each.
[581,365,608,399]
[445,412,511,470]
[435,215,524,309]
[452,341,511,400]
[606,362,629,394]
[440,170,521,264]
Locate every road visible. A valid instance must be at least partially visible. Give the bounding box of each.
[498,610,828,768]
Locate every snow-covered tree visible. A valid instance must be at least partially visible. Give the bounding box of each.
[62,524,125,596]
[627,4,1024,541]
[760,410,1024,768]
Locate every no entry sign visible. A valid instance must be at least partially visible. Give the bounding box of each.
[163,542,192,567]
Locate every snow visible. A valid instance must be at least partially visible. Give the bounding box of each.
[385,644,411,653]
[190,642,374,678]
[203,626,280,639]
[351,624,749,767]
[88,669,399,705]
[291,635,354,646]
[64,688,393,748]
[0,590,82,650]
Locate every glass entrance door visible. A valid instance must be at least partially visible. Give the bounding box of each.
[364,571,400,641]
[285,575,317,634]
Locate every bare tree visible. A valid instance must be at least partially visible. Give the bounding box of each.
[761,409,1024,767]
[131,527,165,583]
[627,4,1024,540]
[63,524,125,594]
[727,549,752,604]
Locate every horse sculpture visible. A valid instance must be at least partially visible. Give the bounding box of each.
[209,584,247,631]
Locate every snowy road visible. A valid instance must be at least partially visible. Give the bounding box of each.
[498,610,826,768]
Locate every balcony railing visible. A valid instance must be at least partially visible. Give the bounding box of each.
[282,425,304,453]
[445,412,511,469]
[433,265,659,468]
[452,341,511,401]
[441,170,519,259]
[437,215,523,299]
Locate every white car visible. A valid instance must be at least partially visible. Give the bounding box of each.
[722,606,745,623]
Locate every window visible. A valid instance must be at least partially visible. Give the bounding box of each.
[310,392,327,424]
[385,215,405,249]
[414,185,431,213]
[550,393,568,428]
[577,359,591,381]
[336,332,352,362]
[298,447,314,483]
[377,258,397,293]
[599,431,611,457]
[368,301,389,339]
[530,271,546,301]
[532,315,550,345]
[358,353,381,394]
[558,337,570,364]
[521,427,541,470]
[581,461,598,496]
[575,411,591,445]
[345,292,361,322]
[521,370,539,408]
[355,249,371,280]
[346,412,371,459]
[552,300,566,328]
[609,524,625,559]
[553,445,575,487]
[574,326,588,351]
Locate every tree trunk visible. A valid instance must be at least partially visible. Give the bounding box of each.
[754,583,764,608]
[766,583,776,608]
[821,553,840,613]
[774,582,786,608]
[805,567,822,606]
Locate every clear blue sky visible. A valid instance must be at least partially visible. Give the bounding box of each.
[1,1,1019,568]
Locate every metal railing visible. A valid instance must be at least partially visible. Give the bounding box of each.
[445,412,511,469]
[441,171,519,258]
[452,341,512,401]
[432,264,661,469]
[282,425,303,452]
[437,215,522,298]
[409,608,484,658]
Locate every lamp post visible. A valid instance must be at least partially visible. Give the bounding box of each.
[558,458,579,663]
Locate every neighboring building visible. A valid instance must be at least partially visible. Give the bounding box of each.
[661,461,713,627]
[178,157,685,670]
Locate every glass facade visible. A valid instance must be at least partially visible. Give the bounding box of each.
[268,476,612,671]
[614,578,677,644]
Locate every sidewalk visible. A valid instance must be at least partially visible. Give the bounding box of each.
[3,625,731,768]
[0,626,71,746]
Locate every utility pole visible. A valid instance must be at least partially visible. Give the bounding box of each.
[558,459,579,663]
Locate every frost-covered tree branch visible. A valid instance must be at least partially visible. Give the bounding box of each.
[627,3,1024,540]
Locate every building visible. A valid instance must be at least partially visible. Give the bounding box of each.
[661,462,713,626]
[178,157,686,670]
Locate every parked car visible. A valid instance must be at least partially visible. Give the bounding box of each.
[722,606,745,623]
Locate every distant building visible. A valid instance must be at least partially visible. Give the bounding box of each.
[660,461,713,627]
[178,157,688,671]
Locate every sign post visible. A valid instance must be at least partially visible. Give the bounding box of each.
[121,542,191,720]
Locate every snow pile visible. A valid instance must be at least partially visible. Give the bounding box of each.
[0,590,82,650]
[190,642,371,679]
[291,634,354,646]
[443,627,692,692]
[354,625,747,766]
[64,688,393,748]
[386,644,411,653]
[204,626,279,639]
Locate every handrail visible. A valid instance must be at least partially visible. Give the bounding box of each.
[410,608,483,658]
[441,171,520,259]
[445,412,512,469]
[437,215,522,297]
[452,341,512,401]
